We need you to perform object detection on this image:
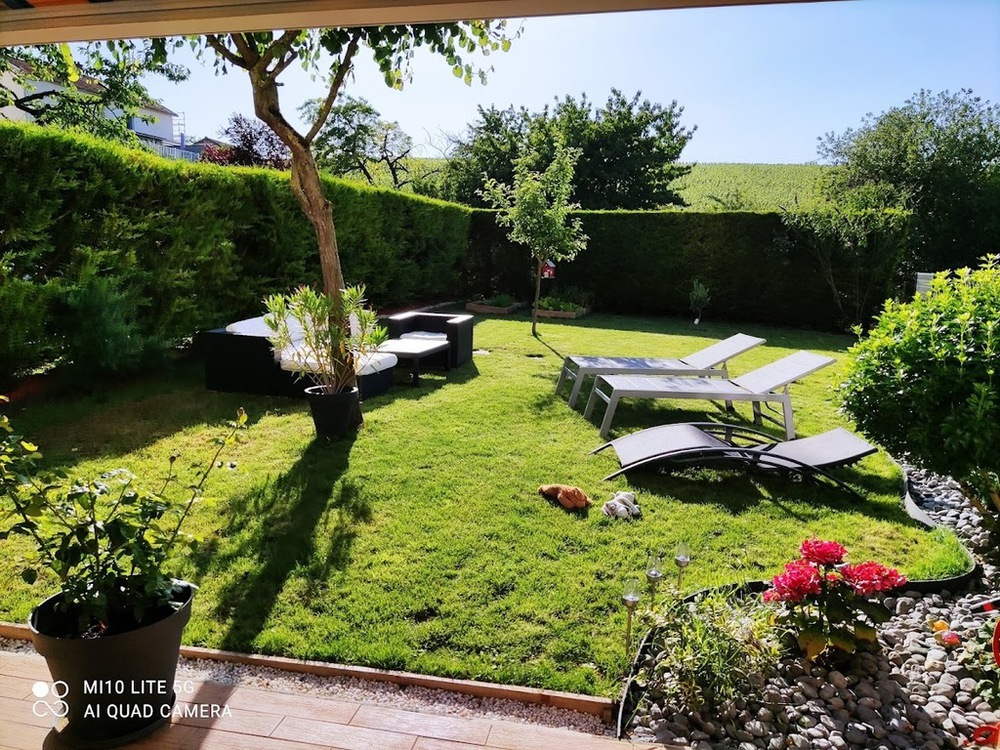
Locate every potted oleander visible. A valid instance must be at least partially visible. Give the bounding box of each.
[0,397,247,747]
[264,284,387,440]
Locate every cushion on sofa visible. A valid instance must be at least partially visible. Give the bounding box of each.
[400,331,447,342]
[279,347,397,375]
[228,315,306,343]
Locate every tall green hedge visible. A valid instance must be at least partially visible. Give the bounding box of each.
[0,122,471,382]
[465,210,840,329]
[1,122,889,385]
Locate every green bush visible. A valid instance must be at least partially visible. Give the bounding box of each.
[839,257,1000,525]
[485,293,516,307]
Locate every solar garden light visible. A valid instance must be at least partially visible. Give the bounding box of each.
[622,578,641,653]
[646,551,664,607]
[674,541,691,588]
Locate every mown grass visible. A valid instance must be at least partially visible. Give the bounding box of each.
[0,313,967,696]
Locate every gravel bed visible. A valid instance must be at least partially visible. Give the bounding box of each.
[628,466,999,748]
[0,636,609,736]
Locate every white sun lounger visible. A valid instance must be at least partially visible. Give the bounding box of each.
[584,350,836,439]
[555,333,766,408]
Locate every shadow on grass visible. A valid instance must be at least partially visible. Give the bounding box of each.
[198,437,370,652]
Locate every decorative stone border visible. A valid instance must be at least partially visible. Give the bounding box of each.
[614,468,981,739]
[0,622,613,723]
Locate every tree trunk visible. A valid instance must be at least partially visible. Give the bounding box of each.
[532,257,543,338]
[248,67,345,298]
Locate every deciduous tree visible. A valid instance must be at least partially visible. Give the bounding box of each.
[438,89,695,209]
[480,137,588,337]
[156,24,511,302]
[819,89,1000,275]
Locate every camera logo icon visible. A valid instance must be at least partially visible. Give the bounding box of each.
[32,680,70,719]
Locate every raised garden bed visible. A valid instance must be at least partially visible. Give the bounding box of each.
[465,300,523,315]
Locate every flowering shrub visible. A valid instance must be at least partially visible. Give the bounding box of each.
[764,538,906,659]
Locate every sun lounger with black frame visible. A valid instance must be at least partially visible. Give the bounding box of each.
[556,333,766,408]
[584,350,835,439]
[591,422,877,495]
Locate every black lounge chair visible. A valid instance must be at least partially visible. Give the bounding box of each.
[591,422,877,495]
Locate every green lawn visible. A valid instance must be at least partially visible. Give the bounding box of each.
[0,312,967,697]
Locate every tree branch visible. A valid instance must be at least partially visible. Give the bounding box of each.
[258,29,302,78]
[304,33,361,145]
[205,34,248,69]
[230,33,262,68]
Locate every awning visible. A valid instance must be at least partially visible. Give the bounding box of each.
[0,0,824,47]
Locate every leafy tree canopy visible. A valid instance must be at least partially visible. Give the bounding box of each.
[818,89,1000,274]
[0,42,187,147]
[431,89,695,210]
[303,94,415,188]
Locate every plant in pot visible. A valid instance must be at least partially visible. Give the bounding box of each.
[264,284,387,440]
[0,397,248,748]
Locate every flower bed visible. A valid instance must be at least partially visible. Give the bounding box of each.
[619,470,989,748]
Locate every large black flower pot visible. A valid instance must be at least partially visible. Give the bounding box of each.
[304,385,362,440]
[29,583,194,749]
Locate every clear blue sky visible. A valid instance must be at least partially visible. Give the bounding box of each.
[143,0,1000,164]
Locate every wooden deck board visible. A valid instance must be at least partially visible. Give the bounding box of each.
[0,650,627,750]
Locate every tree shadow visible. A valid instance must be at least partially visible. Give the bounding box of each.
[195,437,370,652]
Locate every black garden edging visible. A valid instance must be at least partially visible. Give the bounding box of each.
[615,468,981,739]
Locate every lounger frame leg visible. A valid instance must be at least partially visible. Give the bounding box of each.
[599,394,621,439]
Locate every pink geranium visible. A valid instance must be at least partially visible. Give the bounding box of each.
[799,537,847,566]
[841,561,907,596]
[763,559,822,603]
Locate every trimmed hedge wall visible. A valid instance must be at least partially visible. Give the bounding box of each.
[1,122,861,384]
[465,210,840,329]
[0,122,471,382]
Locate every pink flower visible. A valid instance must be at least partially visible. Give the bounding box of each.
[765,559,822,603]
[841,561,907,596]
[799,538,848,566]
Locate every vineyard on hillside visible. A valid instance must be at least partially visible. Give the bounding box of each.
[674,163,829,211]
[333,159,831,212]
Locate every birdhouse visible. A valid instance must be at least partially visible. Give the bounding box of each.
[541,260,556,279]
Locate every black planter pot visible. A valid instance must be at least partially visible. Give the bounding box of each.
[29,582,195,749]
[304,385,361,440]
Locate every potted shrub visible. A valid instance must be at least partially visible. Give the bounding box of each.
[264,284,387,440]
[0,397,247,748]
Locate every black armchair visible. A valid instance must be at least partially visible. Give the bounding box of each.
[382,312,474,369]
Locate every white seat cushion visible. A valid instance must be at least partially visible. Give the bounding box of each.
[227,315,305,343]
[400,331,447,342]
[279,346,397,375]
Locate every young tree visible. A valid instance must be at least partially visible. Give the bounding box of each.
[157,25,511,303]
[0,42,187,147]
[304,95,415,188]
[439,89,695,209]
[480,137,588,337]
[819,89,1000,275]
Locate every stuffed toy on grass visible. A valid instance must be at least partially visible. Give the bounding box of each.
[538,484,591,510]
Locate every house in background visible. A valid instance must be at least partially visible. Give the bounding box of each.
[0,58,198,161]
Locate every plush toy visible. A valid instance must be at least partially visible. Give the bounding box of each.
[538,484,591,510]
